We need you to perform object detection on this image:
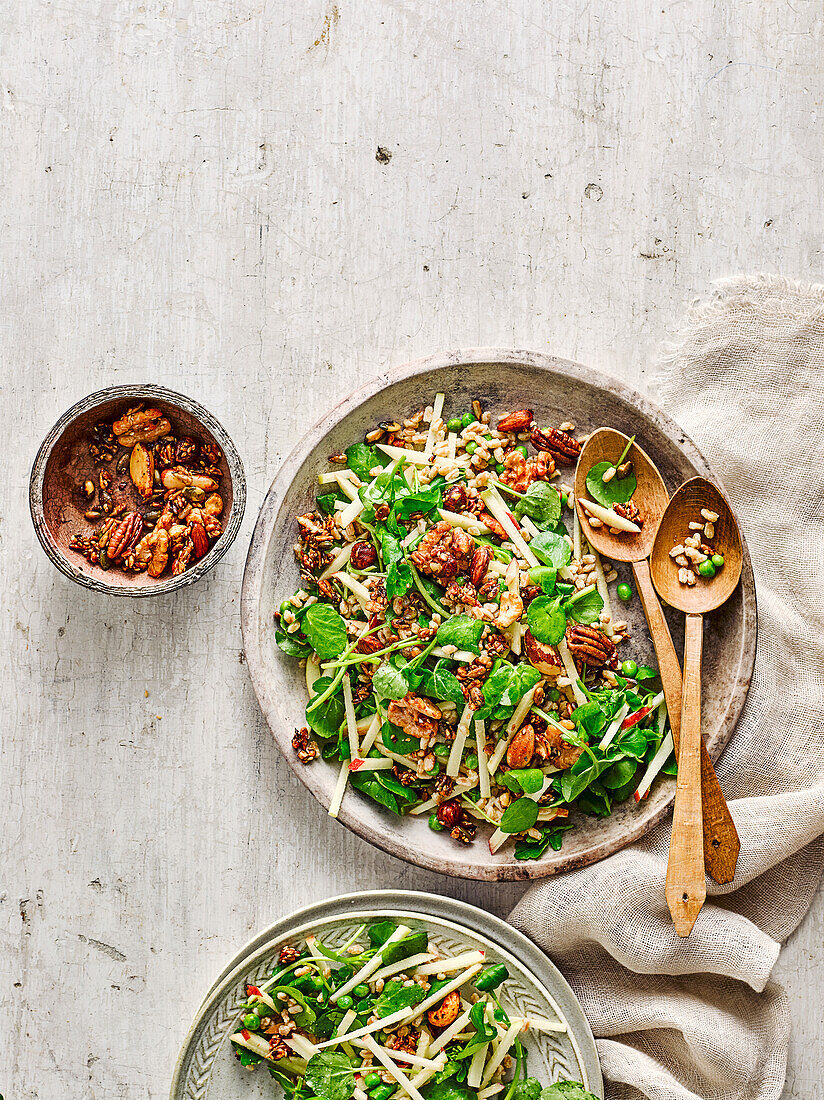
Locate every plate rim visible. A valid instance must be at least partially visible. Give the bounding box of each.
[241,347,757,880]
[170,889,604,1100]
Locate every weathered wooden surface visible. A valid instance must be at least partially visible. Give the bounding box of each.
[1,1,822,1096]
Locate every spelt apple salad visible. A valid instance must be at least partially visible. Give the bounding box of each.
[231,918,598,1100]
[277,395,676,860]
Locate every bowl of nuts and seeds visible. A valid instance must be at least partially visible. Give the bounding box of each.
[29,384,246,595]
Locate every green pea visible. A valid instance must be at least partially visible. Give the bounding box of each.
[465,441,478,454]
[433,743,451,760]
[621,660,638,678]
[242,1013,260,1029]
[428,813,445,832]
[698,559,716,578]
[447,417,463,433]
[372,1086,395,1100]
[515,444,529,459]
[495,462,505,473]
[337,994,353,1010]
[712,554,725,568]
[617,582,633,602]
[475,963,509,991]
[364,1073,382,1090]
[465,753,479,770]
[353,983,370,998]
[461,412,475,428]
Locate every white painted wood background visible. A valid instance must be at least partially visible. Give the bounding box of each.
[2,1,822,1096]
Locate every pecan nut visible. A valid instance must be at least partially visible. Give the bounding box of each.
[531,427,581,465]
[565,623,615,668]
[409,521,474,583]
[427,990,461,1029]
[497,409,534,432]
[506,723,536,768]
[612,501,643,527]
[350,540,378,569]
[107,512,143,561]
[387,693,443,739]
[470,546,492,587]
[442,483,468,512]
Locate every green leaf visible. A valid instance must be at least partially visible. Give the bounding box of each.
[232,1043,262,1066]
[540,1083,600,1100]
[275,627,312,658]
[422,1083,473,1100]
[564,587,604,626]
[306,678,345,738]
[395,484,442,519]
[305,1051,356,1100]
[382,722,419,754]
[529,530,572,569]
[349,771,400,813]
[436,615,485,654]
[636,665,658,681]
[555,753,614,804]
[421,661,467,709]
[372,661,409,701]
[526,596,567,645]
[499,796,540,834]
[585,461,637,508]
[368,919,398,946]
[514,821,574,859]
[317,492,342,515]
[527,566,557,595]
[380,929,429,965]
[600,757,638,789]
[345,443,381,480]
[270,984,317,1029]
[501,768,544,795]
[513,1078,542,1100]
[374,978,427,1017]
[514,483,562,527]
[303,604,348,659]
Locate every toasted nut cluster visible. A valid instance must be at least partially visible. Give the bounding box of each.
[531,426,581,464]
[68,404,225,580]
[566,623,616,668]
[410,520,474,582]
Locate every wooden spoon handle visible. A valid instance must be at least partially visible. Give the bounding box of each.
[666,613,707,936]
[632,560,739,884]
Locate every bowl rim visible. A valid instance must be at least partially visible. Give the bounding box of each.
[241,347,757,880]
[29,382,247,597]
[169,889,604,1100]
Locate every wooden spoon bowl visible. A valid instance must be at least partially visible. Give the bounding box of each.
[651,478,743,613]
[574,427,669,562]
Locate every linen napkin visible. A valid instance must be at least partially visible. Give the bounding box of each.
[510,275,824,1100]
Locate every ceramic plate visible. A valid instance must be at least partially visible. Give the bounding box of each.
[170,891,603,1100]
[241,349,756,880]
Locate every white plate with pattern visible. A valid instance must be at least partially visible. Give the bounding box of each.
[170,891,602,1100]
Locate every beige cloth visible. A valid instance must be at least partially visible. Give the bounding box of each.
[510,275,824,1100]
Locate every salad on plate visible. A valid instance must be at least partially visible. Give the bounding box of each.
[231,917,598,1100]
[276,395,675,859]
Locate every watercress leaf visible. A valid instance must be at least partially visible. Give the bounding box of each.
[305,1051,356,1100]
[232,1043,262,1066]
[576,783,613,818]
[381,929,429,965]
[345,443,382,480]
[529,530,572,569]
[276,628,312,658]
[555,754,614,804]
[270,984,316,1029]
[375,771,420,803]
[499,797,540,834]
[501,767,544,794]
[570,701,606,738]
[514,821,574,859]
[372,661,409,701]
[636,665,658,681]
[514,483,562,527]
[303,604,348,659]
[513,1078,542,1100]
[422,661,467,709]
[470,1000,496,1041]
[526,595,567,645]
[600,757,638,789]
[381,530,415,601]
[382,722,419,754]
[316,491,342,516]
[395,484,442,519]
[368,919,398,947]
[349,771,400,813]
[482,661,513,708]
[563,587,604,626]
[422,1083,473,1100]
[527,566,557,595]
[436,615,485,654]
[502,664,540,706]
[306,679,345,739]
[586,461,637,509]
[374,978,427,1017]
[540,1082,601,1100]
[616,727,648,760]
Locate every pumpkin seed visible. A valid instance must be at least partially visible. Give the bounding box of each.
[99,549,112,570]
[183,486,206,502]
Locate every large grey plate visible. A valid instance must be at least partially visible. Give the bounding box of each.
[241,349,756,880]
[170,891,603,1100]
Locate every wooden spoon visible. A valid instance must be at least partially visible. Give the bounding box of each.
[574,430,740,884]
[650,477,743,935]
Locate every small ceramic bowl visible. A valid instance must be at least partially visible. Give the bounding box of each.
[29,384,246,596]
